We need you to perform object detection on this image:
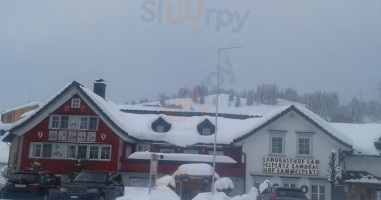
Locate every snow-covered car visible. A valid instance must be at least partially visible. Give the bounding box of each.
[59,170,124,200]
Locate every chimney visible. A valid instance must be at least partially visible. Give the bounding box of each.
[93,79,106,98]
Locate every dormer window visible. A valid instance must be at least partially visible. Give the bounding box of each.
[151,117,171,133]
[202,128,211,136]
[71,98,81,108]
[156,126,165,133]
[197,119,215,136]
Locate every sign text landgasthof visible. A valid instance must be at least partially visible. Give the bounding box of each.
[263,157,319,176]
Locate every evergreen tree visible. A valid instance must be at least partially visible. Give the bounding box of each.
[246,90,254,106]
[235,95,241,107]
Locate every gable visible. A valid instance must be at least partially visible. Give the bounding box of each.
[4,82,136,143]
[233,105,352,150]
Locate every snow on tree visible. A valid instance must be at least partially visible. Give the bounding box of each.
[327,149,341,198]
[215,177,234,195]
[246,90,254,106]
[255,84,279,105]
[234,96,240,107]
[259,179,272,194]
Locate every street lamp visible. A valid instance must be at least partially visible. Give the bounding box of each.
[211,46,242,195]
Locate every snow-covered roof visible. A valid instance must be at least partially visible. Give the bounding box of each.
[331,123,381,156]
[1,81,354,150]
[1,102,41,114]
[128,152,237,163]
[344,174,381,184]
[172,163,219,178]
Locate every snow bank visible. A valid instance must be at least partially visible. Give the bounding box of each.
[192,192,231,200]
[215,177,234,191]
[116,186,180,200]
[247,187,259,199]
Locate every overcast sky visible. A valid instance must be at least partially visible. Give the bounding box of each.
[1,0,380,112]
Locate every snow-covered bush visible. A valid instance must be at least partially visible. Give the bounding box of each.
[156,175,176,188]
[215,177,234,195]
[259,179,272,194]
[247,187,259,199]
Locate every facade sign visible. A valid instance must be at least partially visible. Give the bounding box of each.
[263,157,319,176]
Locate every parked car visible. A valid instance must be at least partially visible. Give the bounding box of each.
[257,187,309,200]
[1,171,60,200]
[59,170,124,200]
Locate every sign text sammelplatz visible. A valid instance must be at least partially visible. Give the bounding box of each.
[263,157,319,176]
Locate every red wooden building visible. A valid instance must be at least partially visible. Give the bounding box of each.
[2,81,247,195]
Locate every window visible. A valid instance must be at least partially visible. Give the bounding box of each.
[311,185,326,200]
[131,179,144,187]
[184,150,198,154]
[42,144,52,158]
[202,128,211,136]
[78,145,87,159]
[101,146,111,160]
[284,183,296,188]
[136,144,150,152]
[160,149,174,153]
[51,116,60,129]
[89,117,98,130]
[89,146,99,159]
[80,117,88,130]
[60,116,69,129]
[156,126,165,133]
[67,145,76,159]
[30,144,42,158]
[271,136,283,154]
[71,98,81,108]
[208,150,224,155]
[298,138,311,155]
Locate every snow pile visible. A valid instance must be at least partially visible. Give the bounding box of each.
[157,175,176,187]
[128,152,236,163]
[259,179,271,194]
[193,192,257,200]
[192,192,231,200]
[172,164,219,179]
[215,177,234,191]
[116,186,180,200]
[247,187,259,199]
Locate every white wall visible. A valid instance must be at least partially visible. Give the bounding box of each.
[240,111,348,199]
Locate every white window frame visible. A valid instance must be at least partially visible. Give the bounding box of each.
[269,131,286,155]
[202,128,211,136]
[88,145,100,160]
[311,184,326,200]
[49,115,99,131]
[29,143,111,161]
[296,132,314,157]
[51,116,60,129]
[71,98,81,108]
[100,146,111,160]
[29,143,42,158]
[80,117,89,130]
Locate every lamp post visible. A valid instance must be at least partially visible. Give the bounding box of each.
[211,46,242,195]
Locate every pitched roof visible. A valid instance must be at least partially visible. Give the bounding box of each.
[233,105,353,149]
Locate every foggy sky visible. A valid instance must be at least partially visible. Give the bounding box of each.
[1,0,380,112]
